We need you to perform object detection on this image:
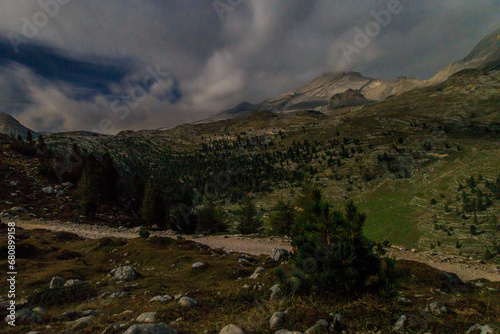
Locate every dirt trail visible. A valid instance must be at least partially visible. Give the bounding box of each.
[13,218,500,282]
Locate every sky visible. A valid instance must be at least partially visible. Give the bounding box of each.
[0,0,498,133]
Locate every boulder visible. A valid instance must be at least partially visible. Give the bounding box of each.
[466,324,496,334]
[220,324,245,334]
[250,267,264,279]
[32,307,47,316]
[64,279,83,287]
[63,309,96,320]
[66,315,95,330]
[150,295,173,303]
[122,323,178,334]
[192,262,207,268]
[136,312,157,323]
[425,302,447,315]
[109,292,129,299]
[393,315,406,332]
[304,324,327,334]
[396,296,412,305]
[102,323,128,334]
[271,248,289,262]
[50,276,67,288]
[269,284,283,301]
[270,311,286,330]
[4,308,43,325]
[178,297,198,307]
[42,186,55,194]
[109,266,137,282]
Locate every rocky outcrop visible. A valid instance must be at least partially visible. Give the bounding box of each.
[327,89,373,110]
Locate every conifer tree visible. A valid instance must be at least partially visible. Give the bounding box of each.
[76,168,99,218]
[141,179,166,228]
[237,196,262,235]
[269,200,294,235]
[197,200,226,234]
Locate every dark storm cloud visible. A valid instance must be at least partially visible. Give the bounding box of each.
[0,0,498,133]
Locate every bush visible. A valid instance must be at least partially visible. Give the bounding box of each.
[289,186,383,295]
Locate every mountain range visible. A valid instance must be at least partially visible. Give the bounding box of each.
[208,28,500,122]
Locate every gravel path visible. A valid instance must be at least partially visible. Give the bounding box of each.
[14,218,500,282]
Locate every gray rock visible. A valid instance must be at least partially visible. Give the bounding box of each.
[136,312,157,323]
[316,319,328,328]
[269,284,283,301]
[42,186,55,194]
[271,248,289,262]
[63,309,96,320]
[50,276,66,289]
[64,279,83,287]
[250,267,265,279]
[66,315,95,330]
[109,292,129,299]
[4,308,43,325]
[102,323,128,334]
[178,297,198,307]
[238,258,253,266]
[304,324,326,334]
[32,307,47,316]
[270,311,286,330]
[122,323,178,334]
[275,331,303,334]
[150,295,173,303]
[192,262,207,268]
[425,302,447,315]
[466,324,496,334]
[396,296,412,305]
[219,324,245,334]
[110,266,137,282]
[393,315,406,332]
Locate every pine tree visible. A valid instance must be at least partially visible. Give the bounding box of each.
[290,186,382,295]
[237,196,262,235]
[36,135,47,151]
[76,169,99,218]
[98,153,119,202]
[269,200,295,235]
[141,180,166,228]
[197,200,226,234]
